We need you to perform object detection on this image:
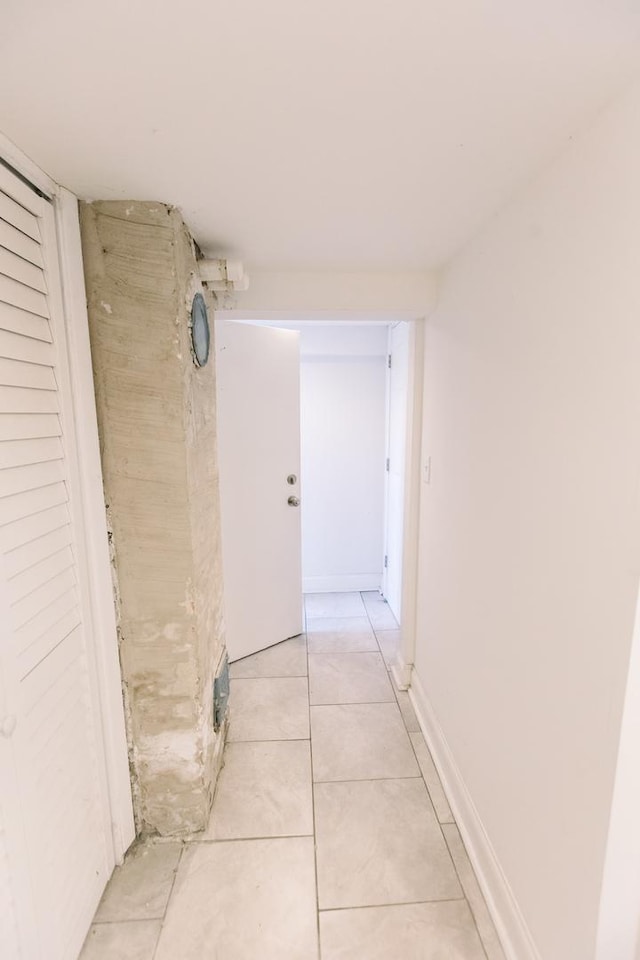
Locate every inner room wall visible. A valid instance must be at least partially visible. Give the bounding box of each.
[297,324,388,593]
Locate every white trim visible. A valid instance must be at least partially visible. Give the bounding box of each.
[398,318,425,675]
[391,657,412,691]
[54,189,135,862]
[0,130,56,198]
[595,581,640,960]
[381,325,393,611]
[303,573,381,593]
[30,200,114,957]
[409,668,540,960]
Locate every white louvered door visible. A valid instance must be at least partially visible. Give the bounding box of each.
[0,165,113,960]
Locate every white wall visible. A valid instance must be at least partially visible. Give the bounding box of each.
[227,269,438,317]
[298,325,388,592]
[413,77,640,960]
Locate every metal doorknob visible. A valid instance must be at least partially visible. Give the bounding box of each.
[0,715,17,739]
[287,496,300,507]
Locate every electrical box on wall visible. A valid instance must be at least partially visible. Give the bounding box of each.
[213,655,230,732]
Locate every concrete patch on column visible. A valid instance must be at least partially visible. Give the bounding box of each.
[80,201,227,836]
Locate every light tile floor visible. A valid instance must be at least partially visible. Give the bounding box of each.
[80,591,506,960]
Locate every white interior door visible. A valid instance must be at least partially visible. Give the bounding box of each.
[0,164,117,959]
[216,319,303,661]
[383,321,409,622]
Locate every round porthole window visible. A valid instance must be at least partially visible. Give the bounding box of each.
[190,292,210,367]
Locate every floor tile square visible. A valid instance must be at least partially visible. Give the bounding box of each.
[228,677,310,741]
[319,901,486,959]
[311,702,420,782]
[305,592,366,618]
[307,616,377,654]
[94,840,182,921]
[361,592,398,629]
[229,635,307,679]
[309,652,394,705]
[410,732,454,823]
[154,838,318,960]
[314,778,462,909]
[443,824,507,960]
[79,921,161,960]
[205,740,313,839]
[375,629,400,668]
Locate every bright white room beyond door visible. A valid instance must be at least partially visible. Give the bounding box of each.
[285,320,409,623]
[299,324,388,596]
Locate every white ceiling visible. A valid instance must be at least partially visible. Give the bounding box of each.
[1,0,640,270]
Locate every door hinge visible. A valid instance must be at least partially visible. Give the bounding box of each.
[385,457,390,472]
[387,354,392,369]
[384,555,388,569]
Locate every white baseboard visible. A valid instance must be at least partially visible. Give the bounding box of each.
[303,574,381,593]
[391,656,412,691]
[409,668,541,960]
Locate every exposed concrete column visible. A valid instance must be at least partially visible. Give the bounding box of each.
[80,201,226,837]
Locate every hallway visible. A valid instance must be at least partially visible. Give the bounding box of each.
[80,592,504,960]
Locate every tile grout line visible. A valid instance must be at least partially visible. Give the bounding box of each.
[312,651,387,660]
[230,673,309,680]
[399,697,493,960]
[361,589,377,638]
[193,832,315,844]
[90,917,169,928]
[150,841,185,960]
[305,629,322,960]
[309,698,396,707]
[226,735,311,744]
[318,894,468,914]
[310,701,404,709]
[441,828,493,960]
[406,722,447,823]
[313,774,423,786]
[361,590,400,653]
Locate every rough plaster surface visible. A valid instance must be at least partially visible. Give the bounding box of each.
[80,201,226,836]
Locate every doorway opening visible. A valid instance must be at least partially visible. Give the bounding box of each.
[214,315,412,667]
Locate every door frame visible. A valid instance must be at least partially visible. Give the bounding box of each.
[0,132,135,864]
[217,308,426,690]
[393,316,425,689]
[381,319,410,624]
